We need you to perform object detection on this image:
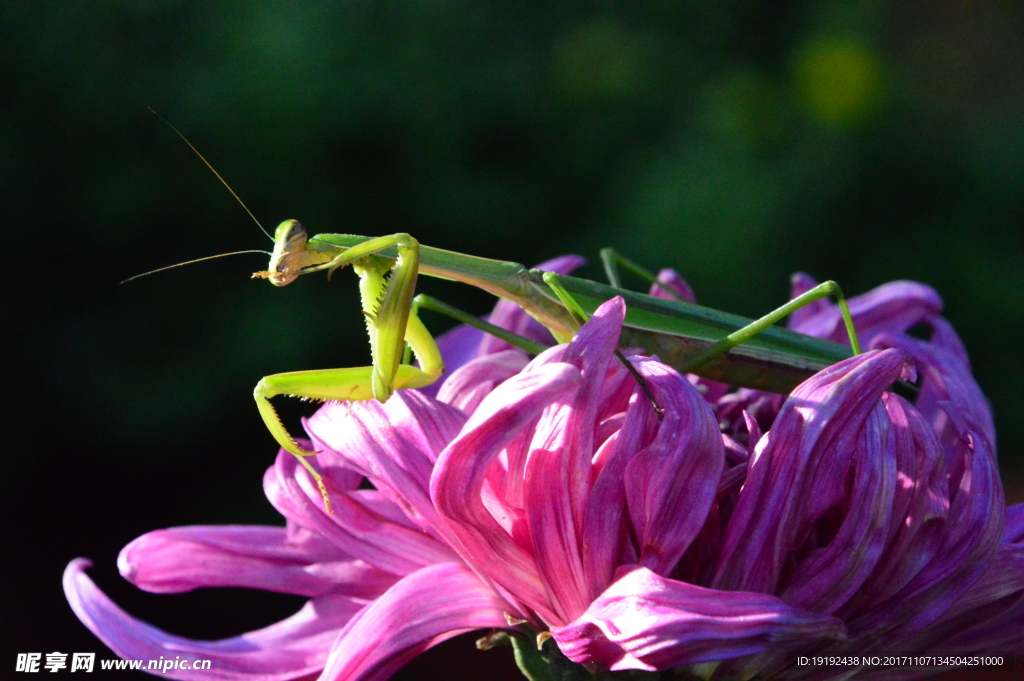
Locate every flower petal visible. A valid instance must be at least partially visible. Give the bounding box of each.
[436,349,531,413]
[836,393,948,615]
[421,254,585,398]
[788,272,832,328]
[648,268,696,303]
[713,349,909,598]
[524,297,626,623]
[622,358,725,578]
[118,526,398,599]
[431,362,582,624]
[476,255,587,357]
[890,540,1024,656]
[315,562,511,681]
[265,451,459,576]
[65,558,363,681]
[306,391,467,539]
[846,331,1005,641]
[776,394,897,614]
[551,567,845,672]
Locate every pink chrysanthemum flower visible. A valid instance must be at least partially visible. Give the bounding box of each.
[66,268,1023,680]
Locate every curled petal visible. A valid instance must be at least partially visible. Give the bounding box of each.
[524,298,626,623]
[436,349,531,413]
[119,526,397,599]
[582,356,725,601]
[551,567,845,672]
[622,359,725,578]
[777,397,896,614]
[316,562,511,681]
[432,362,582,624]
[892,541,1024,656]
[788,272,832,328]
[845,334,1004,642]
[476,255,587,357]
[64,558,364,681]
[265,451,459,577]
[836,394,948,616]
[845,414,1004,643]
[306,392,467,539]
[713,349,909,597]
[1006,502,1024,544]
[874,325,995,459]
[427,322,487,395]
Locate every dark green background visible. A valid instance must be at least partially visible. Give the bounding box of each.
[4,3,1022,679]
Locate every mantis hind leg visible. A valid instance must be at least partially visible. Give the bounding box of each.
[597,250,862,373]
[675,280,861,374]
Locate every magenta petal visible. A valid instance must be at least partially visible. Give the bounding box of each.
[422,254,585,396]
[647,268,696,303]
[1006,503,1024,543]
[551,567,845,672]
[306,391,467,540]
[524,298,626,623]
[264,451,459,576]
[582,390,653,597]
[436,349,531,413]
[842,343,1004,642]
[476,255,587,357]
[845,411,1004,643]
[426,321,488,397]
[431,362,582,624]
[856,509,1024,662]
[837,394,948,616]
[788,273,832,328]
[622,358,725,578]
[118,526,397,599]
[65,558,364,681]
[890,541,1024,655]
[776,396,897,614]
[315,562,511,681]
[713,349,909,597]
[875,324,996,459]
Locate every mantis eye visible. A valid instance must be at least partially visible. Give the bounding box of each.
[274,219,307,247]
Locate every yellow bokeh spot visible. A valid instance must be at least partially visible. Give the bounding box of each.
[792,37,883,127]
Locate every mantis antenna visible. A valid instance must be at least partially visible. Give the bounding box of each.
[121,112,273,282]
[120,250,272,284]
[148,106,273,241]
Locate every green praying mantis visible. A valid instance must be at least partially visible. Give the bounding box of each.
[141,112,862,513]
[248,220,861,512]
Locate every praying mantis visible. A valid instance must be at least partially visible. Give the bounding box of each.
[143,112,860,511]
[249,220,861,510]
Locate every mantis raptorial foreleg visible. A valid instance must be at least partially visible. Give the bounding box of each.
[252,226,446,511]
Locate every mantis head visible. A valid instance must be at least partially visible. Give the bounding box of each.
[254,219,331,286]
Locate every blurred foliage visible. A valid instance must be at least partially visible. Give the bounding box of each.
[3,2,1022,675]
